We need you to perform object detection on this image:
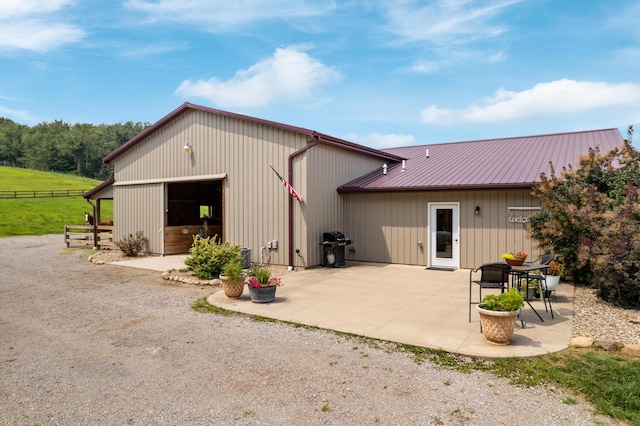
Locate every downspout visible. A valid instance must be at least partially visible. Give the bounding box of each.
[287,133,321,267]
[85,198,98,250]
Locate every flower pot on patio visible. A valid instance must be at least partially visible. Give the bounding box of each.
[248,285,277,303]
[247,265,282,303]
[220,261,246,299]
[545,275,560,291]
[477,306,520,345]
[476,288,524,345]
[220,274,246,298]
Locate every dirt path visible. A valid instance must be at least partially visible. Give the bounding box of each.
[0,235,615,425]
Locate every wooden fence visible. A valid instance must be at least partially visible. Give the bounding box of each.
[64,224,114,250]
[0,189,87,199]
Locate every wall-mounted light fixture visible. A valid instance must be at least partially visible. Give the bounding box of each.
[475,206,481,215]
[183,142,192,154]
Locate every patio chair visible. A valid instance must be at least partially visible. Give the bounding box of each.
[527,253,555,318]
[469,262,512,322]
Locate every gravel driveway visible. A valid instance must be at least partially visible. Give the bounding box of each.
[0,235,615,425]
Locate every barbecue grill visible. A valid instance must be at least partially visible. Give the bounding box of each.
[320,231,352,267]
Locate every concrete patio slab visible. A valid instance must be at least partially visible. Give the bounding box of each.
[207,262,574,359]
[113,258,574,359]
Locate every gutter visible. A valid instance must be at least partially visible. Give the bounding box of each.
[287,133,320,267]
[337,183,537,194]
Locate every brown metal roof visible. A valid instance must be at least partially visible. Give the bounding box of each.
[103,102,403,164]
[83,178,115,200]
[338,128,625,193]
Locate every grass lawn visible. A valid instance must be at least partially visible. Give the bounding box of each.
[0,166,112,237]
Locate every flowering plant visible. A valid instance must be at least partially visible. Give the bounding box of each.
[501,251,528,260]
[116,231,145,256]
[247,265,282,288]
[546,260,564,276]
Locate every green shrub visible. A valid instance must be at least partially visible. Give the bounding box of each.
[185,236,241,280]
[479,288,524,312]
[115,231,145,256]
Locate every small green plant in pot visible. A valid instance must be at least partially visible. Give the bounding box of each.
[479,288,524,312]
[477,288,524,345]
[220,260,246,298]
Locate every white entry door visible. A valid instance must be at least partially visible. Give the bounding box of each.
[429,202,460,269]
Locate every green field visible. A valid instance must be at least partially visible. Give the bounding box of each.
[0,166,112,236]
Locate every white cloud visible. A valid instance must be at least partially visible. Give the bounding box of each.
[421,79,640,125]
[383,0,523,45]
[0,0,74,19]
[125,0,335,30]
[367,132,415,148]
[175,45,339,108]
[343,132,415,149]
[0,20,84,52]
[0,0,83,52]
[408,49,505,74]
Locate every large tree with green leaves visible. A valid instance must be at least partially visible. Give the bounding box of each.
[529,127,640,307]
[0,118,146,179]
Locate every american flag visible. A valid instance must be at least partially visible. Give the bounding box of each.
[270,165,303,202]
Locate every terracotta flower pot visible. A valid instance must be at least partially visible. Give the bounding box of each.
[505,258,525,266]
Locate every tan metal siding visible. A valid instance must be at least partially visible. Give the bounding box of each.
[301,145,384,266]
[113,184,163,254]
[112,110,309,259]
[343,189,541,268]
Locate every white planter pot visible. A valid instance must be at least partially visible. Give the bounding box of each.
[545,275,560,291]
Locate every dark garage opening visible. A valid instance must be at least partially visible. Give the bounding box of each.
[165,180,223,254]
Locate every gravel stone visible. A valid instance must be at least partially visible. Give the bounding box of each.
[0,235,625,425]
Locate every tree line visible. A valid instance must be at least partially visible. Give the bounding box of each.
[0,117,147,180]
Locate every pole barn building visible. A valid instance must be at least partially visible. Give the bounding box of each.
[92,102,624,269]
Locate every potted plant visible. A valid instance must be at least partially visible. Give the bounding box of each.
[544,260,564,294]
[501,251,528,266]
[519,279,539,300]
[247,265,282,303]
[477,288,524,345]
[219,260,246,298]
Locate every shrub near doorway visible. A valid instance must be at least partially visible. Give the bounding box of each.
[184,235,241,280]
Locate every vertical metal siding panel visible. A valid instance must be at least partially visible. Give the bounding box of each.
[114,184,162,254]
[305,145,383,266]
[342,188,540,268]
[114,110,310,261]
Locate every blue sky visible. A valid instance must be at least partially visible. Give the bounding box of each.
[1,0,639,149]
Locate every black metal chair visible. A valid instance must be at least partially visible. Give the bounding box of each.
[469,262,512,322]
[527,253,555,318]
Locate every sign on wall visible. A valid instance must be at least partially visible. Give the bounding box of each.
[507,206,541,223]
